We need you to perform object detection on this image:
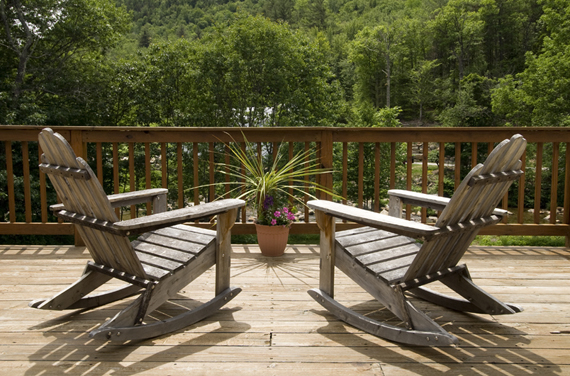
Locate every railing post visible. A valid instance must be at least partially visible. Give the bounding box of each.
[70,130,86,247]
[3,126,570,242]
[320,130,334,201]
[564,142,570,248]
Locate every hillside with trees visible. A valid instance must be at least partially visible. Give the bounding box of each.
[1,0,569,127]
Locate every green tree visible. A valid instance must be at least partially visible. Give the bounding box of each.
[109,15,343,128]
[0,0,130,124]
[430,0,484,84]
[264,0,295,22]
[409,59,439,123]
[349,26,390,109]
[478,0,541,76]
[196,15,342,127]
[491,0,570,126]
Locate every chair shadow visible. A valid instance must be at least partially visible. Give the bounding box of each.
[312,299,562,376]
[24,297,251,376]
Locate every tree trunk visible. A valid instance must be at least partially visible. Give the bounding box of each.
[385,53,391,108]
[1,0,37,107]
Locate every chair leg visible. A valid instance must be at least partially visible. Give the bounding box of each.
[437,267,523,314]
[92,284,161,335]
[89,248,241,341]
[90,287,241,341]
[308,288,458,346]
[409,286,488,313]
[66,284,142,310]
[29,268,112,310]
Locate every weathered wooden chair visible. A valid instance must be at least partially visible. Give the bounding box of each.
[30,128,245,341]
[308,134,526,346]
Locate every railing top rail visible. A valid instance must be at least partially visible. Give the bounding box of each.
[1,125,570,143]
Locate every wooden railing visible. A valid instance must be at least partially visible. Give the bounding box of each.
[1,126,570,245]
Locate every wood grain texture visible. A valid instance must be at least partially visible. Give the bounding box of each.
[308,135,529,346]
[2,243,568,374]
[33,128,246,342]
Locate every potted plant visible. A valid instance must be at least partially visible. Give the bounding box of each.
[254,195,297,256]
[217,133,337,256]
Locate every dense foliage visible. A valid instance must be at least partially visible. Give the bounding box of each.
[0,0,130,125]
[1,0,569,127]
[2,0,570,246]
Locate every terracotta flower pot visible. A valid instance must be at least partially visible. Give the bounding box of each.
[255,223,290,257]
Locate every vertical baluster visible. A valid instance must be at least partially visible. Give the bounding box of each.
[564,142,570,248]
[535,143,543,223]
[518,150,527,224]
[241,142,247,223]
[437,142,445,216]
[161,142,168,189]
[342,142,348,223]
[96,142,103,185]
[272,141,278,162]
[209,142,215,203]
[406,142,412,220]
[550,143,559,224]
[38,143,47,223]
[320,130,333,202]
[225,145,230,198]
[390,142,396,190]
[316,142,322,200]
[358,142,363,209]
[421,142,428,223]
[177,143,183,209]
[454,142,461,191]
[5,142,15,223]
[304,142,310,223]
[113,142,120,217]
[289,142,294,207]
[145,142,151,214]
[129,143,136,217]
[374,142,380,212]
[22,142,32,223]
[194,142,200,223]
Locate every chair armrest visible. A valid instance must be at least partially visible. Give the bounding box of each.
[107,189,168,212]
[388,190,450,212]
[50,188,169,213]
[115,198,246,235]
[307,200,438,240]
[54,199,245,236]
[388,189,510,218]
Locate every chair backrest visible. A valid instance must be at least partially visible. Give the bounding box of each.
[39,128,148,278]
[403,134,526,281]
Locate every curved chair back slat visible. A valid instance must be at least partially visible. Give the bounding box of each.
[39,128,148,278]
[404,134,526,280]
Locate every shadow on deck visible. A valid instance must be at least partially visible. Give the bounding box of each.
[0,244,568,375]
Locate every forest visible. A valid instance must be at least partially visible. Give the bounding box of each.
[1,0,569,128]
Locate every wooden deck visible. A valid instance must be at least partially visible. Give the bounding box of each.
[0,244,569,375]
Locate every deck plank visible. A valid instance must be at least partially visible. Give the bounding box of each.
[0,244,569,375]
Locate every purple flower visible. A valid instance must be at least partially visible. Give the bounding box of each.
[274,211,281,218]
[287,213,295,221]
[271,219,277,225]
[283,207,289,214]
[263,196,274,210]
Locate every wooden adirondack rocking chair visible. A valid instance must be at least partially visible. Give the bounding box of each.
[308,134,526,346]
[30,128,245,341]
